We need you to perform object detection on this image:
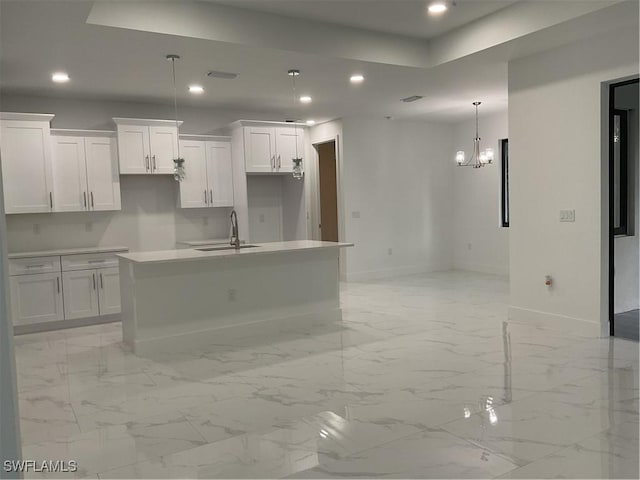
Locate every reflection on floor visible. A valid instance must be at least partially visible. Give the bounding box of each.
[14,271,639,479]
[615,309,640,342]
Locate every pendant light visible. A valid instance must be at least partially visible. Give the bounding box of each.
[455,101,494,169]
[288,69,304,180]
[167,54,185,182]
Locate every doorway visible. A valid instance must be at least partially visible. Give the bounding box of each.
[609,78,639,341]
[316,141,339,242]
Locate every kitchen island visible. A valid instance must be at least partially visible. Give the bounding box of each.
[117,240,352,355]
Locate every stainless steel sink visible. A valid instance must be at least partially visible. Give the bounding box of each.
[195,245,259,252]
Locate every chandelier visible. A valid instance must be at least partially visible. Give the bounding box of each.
[456,101,493,169]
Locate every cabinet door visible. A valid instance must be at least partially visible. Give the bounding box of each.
[149,126,179,174]
[1,120,54,213]
[117,124,150,174]
[62,270,99,320]
[178,140,208,208]
[206,141,234,207]
[9,273,63,326]
[244,127,275,173]
[275,127,304,173]
[97,267,121,315]
[85,137,121,211]
[51,135,88,212]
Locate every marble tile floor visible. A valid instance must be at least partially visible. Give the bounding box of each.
[12,271,639,479]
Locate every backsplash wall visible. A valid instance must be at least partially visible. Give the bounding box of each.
[6,176,232,253]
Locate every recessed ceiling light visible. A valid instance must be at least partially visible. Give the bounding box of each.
[401,95,424,103]
[350,74,365,84]
[300,96,312,104]
[306,120,316,126]
[428,2,448,14]
[51,72,70,83]
[188,85,204,94]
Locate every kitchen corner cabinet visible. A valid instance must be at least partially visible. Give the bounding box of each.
[178,136,234,208]
[0,113,56,214]
[51,130,121,212]
[113,118,182,174]
[233,121,305,174]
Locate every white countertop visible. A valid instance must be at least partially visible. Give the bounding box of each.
[118,241,353,264]
[8,246,129,259]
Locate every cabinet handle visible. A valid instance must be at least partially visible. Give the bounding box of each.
[49,192,53,209]
[204,190,208,205]
[83,192,87,208]
[271,155,275,169]
[88,259,105,264]
[92,273,96,290]
[26,264,45,269]
[100,272,104,289]
[210,190,213,204]
[277,155,281,169]
[90,192,94,208]
[145,155,150,171]
[56,276,60,293]
[152,155,156,171]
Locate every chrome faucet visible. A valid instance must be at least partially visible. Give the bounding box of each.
[230,209,240,248]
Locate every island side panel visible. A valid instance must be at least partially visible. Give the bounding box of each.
[119,257,137,350]
[128,248,341,354]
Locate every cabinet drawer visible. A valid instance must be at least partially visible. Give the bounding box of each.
[61,252,119,271]
[9,256,61,276]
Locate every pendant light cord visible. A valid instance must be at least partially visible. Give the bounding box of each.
[291,73,299,159]
[171,56,181,158]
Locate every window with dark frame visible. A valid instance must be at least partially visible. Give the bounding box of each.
[500,139,509,228]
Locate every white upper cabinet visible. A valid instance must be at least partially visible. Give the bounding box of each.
[51,131,121,212]
[0,113,55,214]
[178,140,208,208]
[114,118,181,174]
[85,136,121,211]
[149,126,179,174]
[275,127,305,173]
[245,127,276,173]
[178,137,234,209]
[239,123,305,174]
[51,135,88,212]
[206,141,234,207]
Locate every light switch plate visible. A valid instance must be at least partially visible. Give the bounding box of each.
[560,209,575,222]
[352,211,361,219]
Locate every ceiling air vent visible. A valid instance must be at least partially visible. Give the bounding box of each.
[207,70,238,79]
[401,95,424,103]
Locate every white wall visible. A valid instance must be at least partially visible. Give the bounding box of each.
[508,27,639,335]
[452,111,509,275]
[0,94,283,253]
[340,117,454,281]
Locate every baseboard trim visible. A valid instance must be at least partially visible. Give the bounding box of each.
[508,306,602,337]
[14,314,121,335]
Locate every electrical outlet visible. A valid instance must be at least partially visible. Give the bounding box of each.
[352,211,361,219]
[228,288,237,302]
[467,243,472,251]
[560,210,575,222]
[85,222,93,232]
[202,217,208,226]
[388,248,393,255]
[259,214,265,223]
[33,224,40,234]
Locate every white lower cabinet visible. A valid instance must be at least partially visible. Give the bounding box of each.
[97,267,121,315]
[62,270,100,320]
[9,250,125,329]
[9,272,64,326]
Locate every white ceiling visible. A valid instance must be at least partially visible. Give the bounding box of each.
[0,0,636,124]
[207,0,520,39]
